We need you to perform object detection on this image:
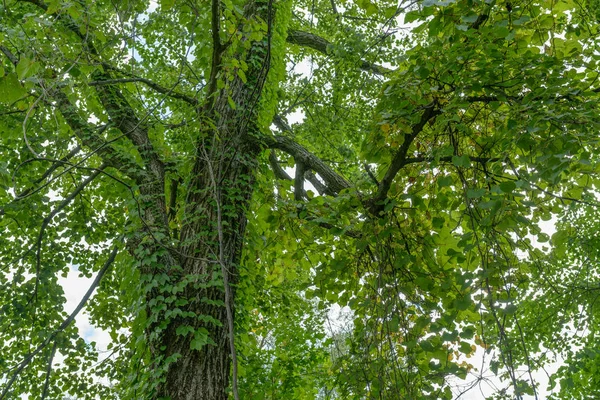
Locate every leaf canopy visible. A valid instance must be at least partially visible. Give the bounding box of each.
[1,0,600,398]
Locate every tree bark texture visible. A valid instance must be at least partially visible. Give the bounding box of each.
[151,2,274,399]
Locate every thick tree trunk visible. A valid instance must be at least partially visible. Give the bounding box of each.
[156,137,259,400]
[149,2,274,397]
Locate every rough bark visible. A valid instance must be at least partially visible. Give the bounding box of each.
[152,2,274,398]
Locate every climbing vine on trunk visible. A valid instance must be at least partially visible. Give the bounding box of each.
[1,0,600,399]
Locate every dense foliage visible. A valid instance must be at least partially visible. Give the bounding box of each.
[1,0,600,398]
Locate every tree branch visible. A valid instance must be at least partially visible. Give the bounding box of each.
[50,89,145,182]
[286,29,393,76]
[265,115,351,195]
[92,71,166,185]
[304,170,327,195]
[294,160,306,201]
[12,145,82,201]
[1,48,147,189]
[404,155,502,165]
[0,44,18,64]
[41,342,57,400]
[0,242,120,400]
[32,165,106,299]
[268,151,293,180]
[25,0,173,238]
[20,0,166,189]
[96,65,200,106]
[205,0,224,104]
[370,104,440,211]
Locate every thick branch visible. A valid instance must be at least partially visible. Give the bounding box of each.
[51,90,145,182]
[286,29,392,75]
[7,3,147,185]
[294,160,306,201]
[205,0,224,104]
[268,151,293,180]
[23,0,166,188]
[305,170,327,195]
[0,44,18,64]
[266,116,351,195]
[269,152,328,197]
[93,71,166,185]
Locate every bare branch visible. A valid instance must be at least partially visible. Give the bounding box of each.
[32,165,106,299]
[13,145,82,201]
[93,67,200,106]
[364,163,379,186]
[294,161,306,201]
[299,210,362,239]
[268,151,293,180]
[305,170,327,195]
[404,155,502,165]
[0,44,18,64]
[41,342,57,400]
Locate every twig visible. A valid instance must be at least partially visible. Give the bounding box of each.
[31,165,106,302]
[41,342,58,400]
[0,242,120,400]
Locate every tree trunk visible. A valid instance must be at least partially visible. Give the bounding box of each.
[156,136,259,400]
[150,2,274,397]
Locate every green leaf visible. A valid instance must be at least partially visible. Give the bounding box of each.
[467,188,486,198]
[190,328,215,350]
[237,69,247,83]
[437,176,453,187]
[404,10,421,23]
[160,0,175,9]
[452,155,471,168]
[499,181,516,193]
[227,96,236,109]
[176,325,195,337]
[16,57,39,80]
[0,73,27,104]
[504,304,518,315]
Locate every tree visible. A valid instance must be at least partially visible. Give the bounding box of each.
[1,0,599,398]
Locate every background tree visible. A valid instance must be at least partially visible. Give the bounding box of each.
[1,0,599,399]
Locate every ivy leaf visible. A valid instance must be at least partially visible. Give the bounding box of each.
[190,328,215,350]
[452,155,471,168]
